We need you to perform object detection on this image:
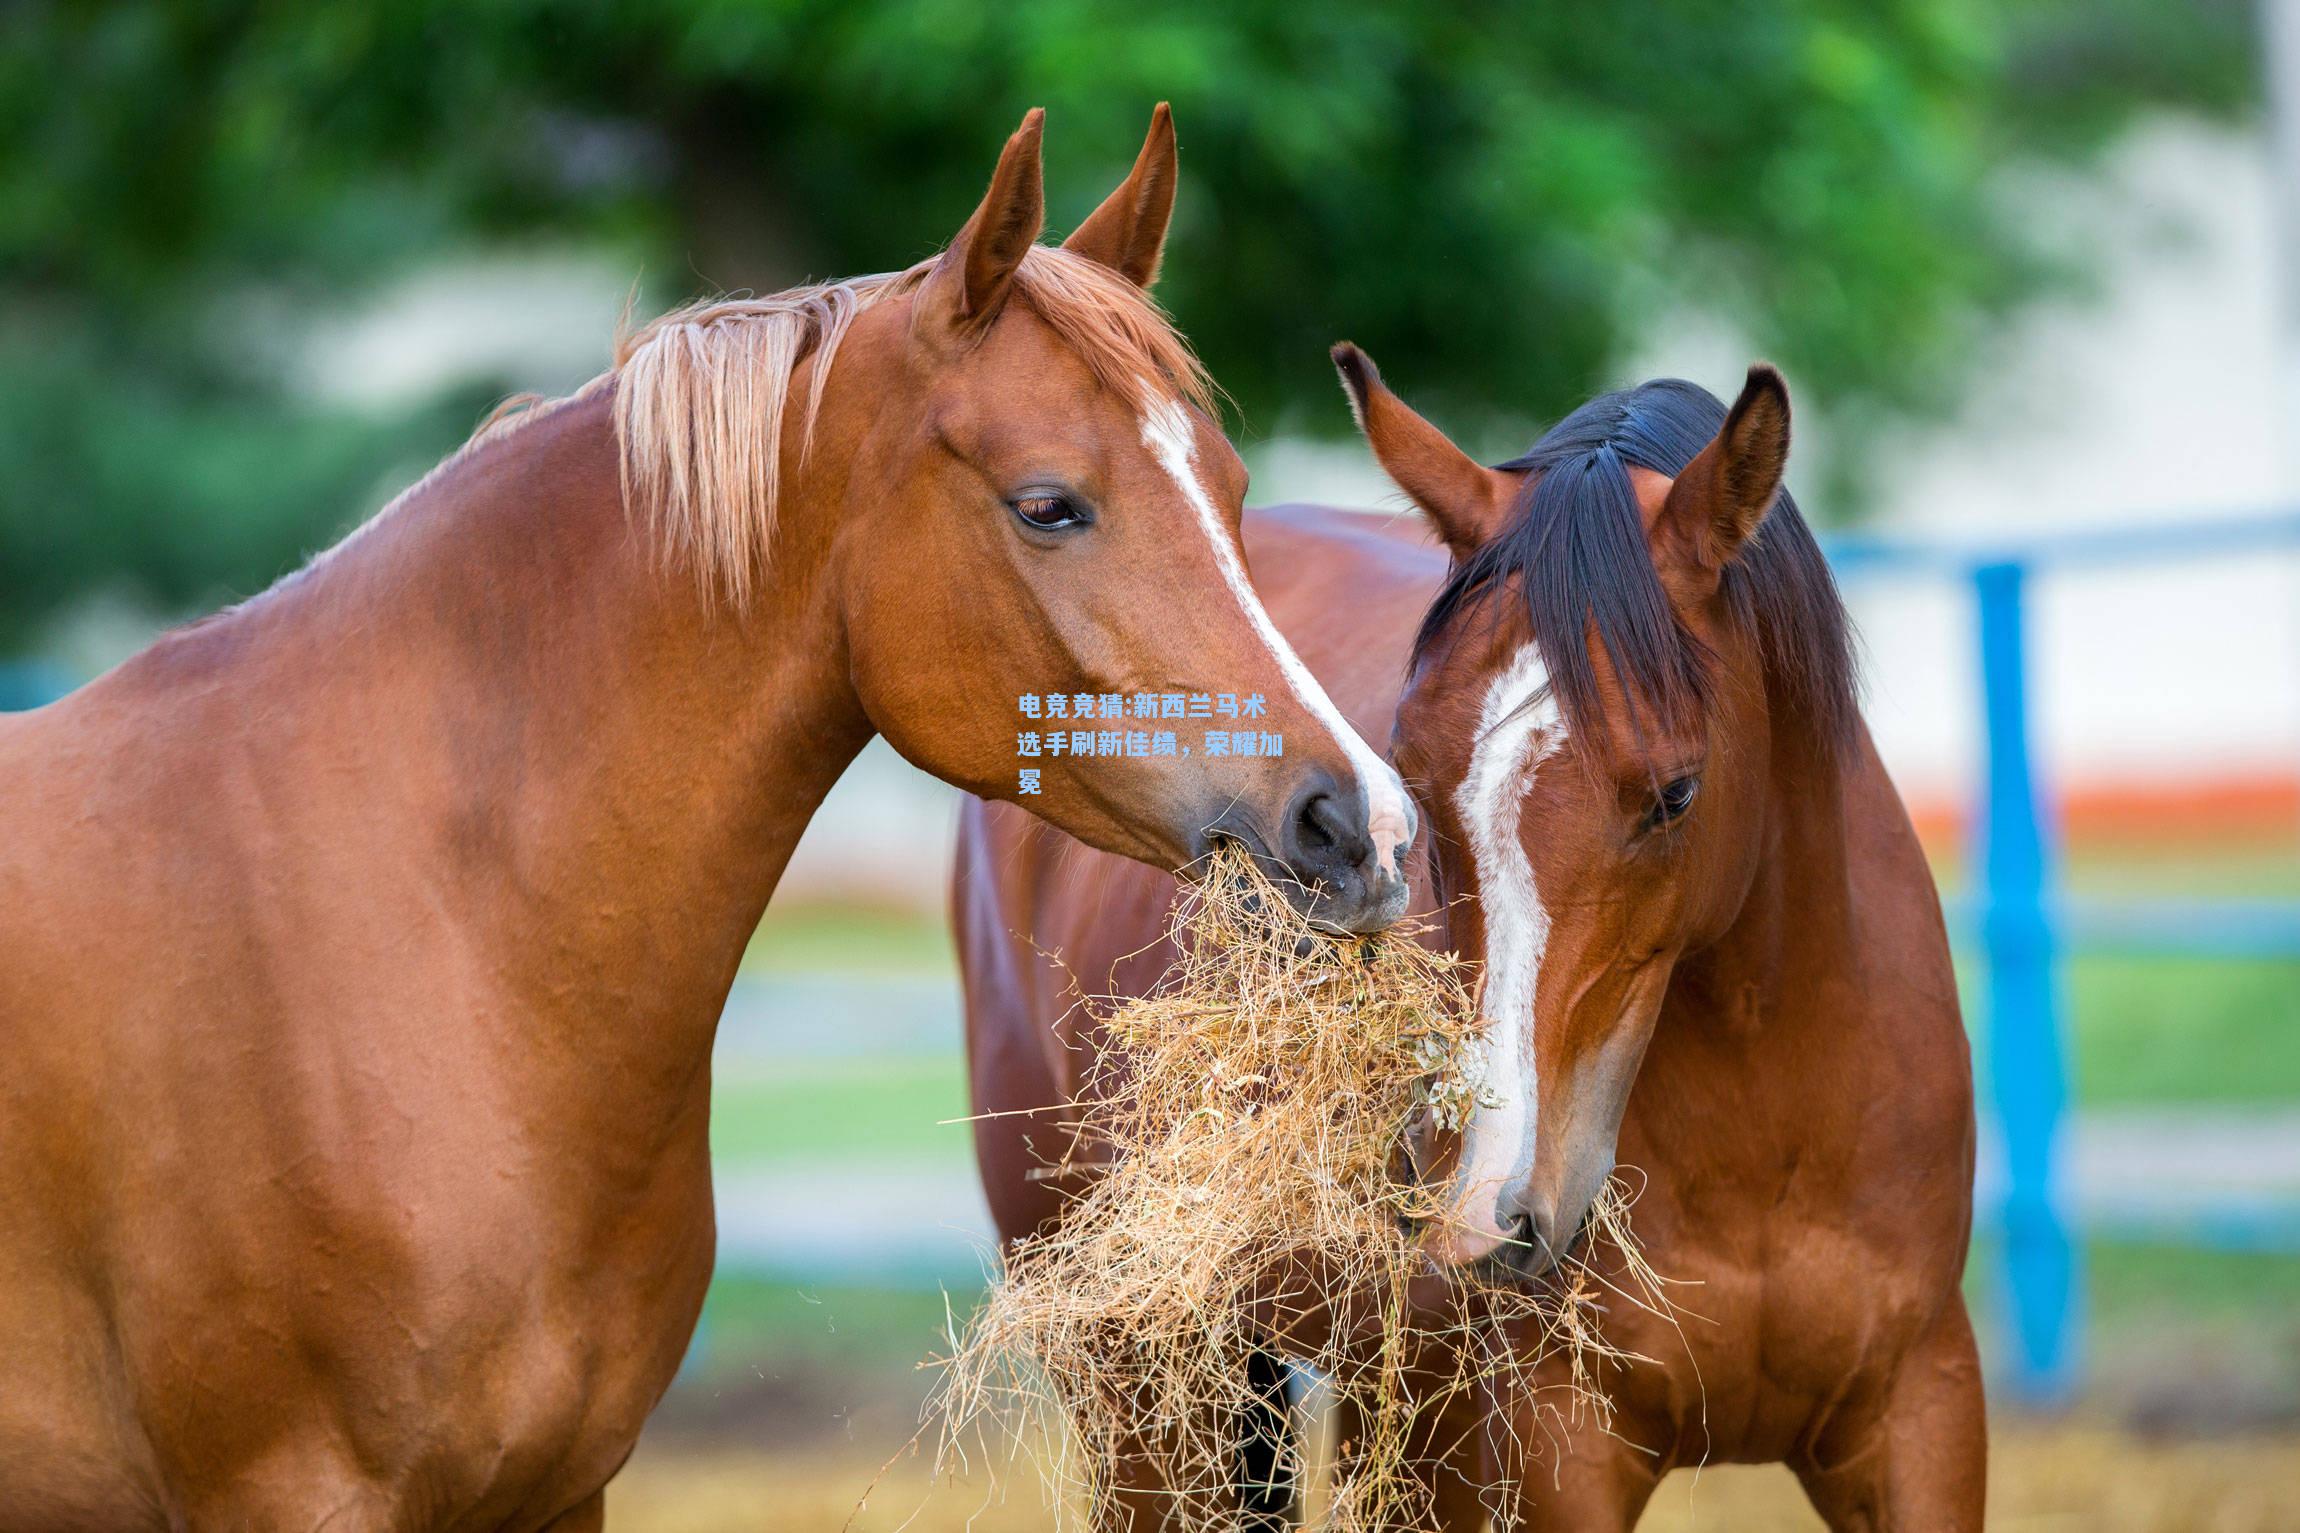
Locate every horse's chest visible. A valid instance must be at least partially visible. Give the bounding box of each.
[122,1145,719,1529]
[423,1191,719,1521]
[1606,1208,1948,1462]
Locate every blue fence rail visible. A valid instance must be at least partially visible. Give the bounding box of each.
[1824,508,2300,1404]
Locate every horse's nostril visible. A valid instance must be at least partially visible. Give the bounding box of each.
[1260,771,1405,933]
[1294,791,1344,854]
[1495,1187,1558,1275]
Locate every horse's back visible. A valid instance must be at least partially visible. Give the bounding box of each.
[957,504,1443,1244]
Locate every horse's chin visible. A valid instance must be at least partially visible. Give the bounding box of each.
[1413,1214,1514,1272]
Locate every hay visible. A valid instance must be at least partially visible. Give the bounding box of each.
[933,848,1677,1530]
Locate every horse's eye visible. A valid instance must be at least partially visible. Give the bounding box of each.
[1009,492,1088,531]
[1648,775,1700,830]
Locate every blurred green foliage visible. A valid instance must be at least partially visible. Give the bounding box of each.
[0,0,2259,650]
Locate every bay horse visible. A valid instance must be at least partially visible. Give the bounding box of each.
[0,108,1413,1530]
[960,358,1983,1528]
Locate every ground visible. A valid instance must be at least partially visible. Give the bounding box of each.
[607,1423,2300,1532]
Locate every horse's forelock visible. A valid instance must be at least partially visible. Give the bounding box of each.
[1412,378,1858,758]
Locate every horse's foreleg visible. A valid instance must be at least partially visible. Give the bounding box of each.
[1322,1368,1508,1533]
[1793,1294,1988,1532]
[1236,1347,1300,1531]
[1490,1422,1660,1533]
[1095,1359,1298,1533]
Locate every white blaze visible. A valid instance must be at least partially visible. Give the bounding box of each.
[1448,641,1564,1257]
[1138,397,1414,873]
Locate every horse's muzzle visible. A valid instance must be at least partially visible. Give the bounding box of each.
[1189,764,1413,932]
[1489,1183,1601,1285]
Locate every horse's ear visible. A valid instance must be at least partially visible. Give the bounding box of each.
[1657,365,1791,574]
[1332,343,1514,560]
[1064,103,1178,288]
[920,109,1047,343]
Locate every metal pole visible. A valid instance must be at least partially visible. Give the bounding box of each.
[2267,0,2300,463]
[1973,560,2080,1402]
[2268,0,2300,825]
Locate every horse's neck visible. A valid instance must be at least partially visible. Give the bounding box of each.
[223,385,871,1057]
[1674,711,1867,1039]
[1634,707,1977,1260]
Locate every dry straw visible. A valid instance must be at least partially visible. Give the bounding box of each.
[933,848,1680,1530]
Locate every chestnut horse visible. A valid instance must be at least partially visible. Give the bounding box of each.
[0,109,1414,1530]
[960,359,1983,1529]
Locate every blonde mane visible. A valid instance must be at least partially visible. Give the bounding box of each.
[609,244,1216,604]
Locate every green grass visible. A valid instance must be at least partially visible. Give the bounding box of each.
[1929,838,2300,902]
[711,1057,975,1166]
[1959,954,2300,1108]
[2078,1239,2300,1321]
[1968,1234,2300,1323]
[2063,956,2300,1107]
[1965,1235,2300,1416]
[692,1275,975,1378]
[1932,838,2300,1105]
[741,902,955,974]
[2062,842,2300,900]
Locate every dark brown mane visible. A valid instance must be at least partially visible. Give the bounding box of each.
[1412,377,1859,753]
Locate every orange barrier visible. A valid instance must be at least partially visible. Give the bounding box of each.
[1907,771,2300,857]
